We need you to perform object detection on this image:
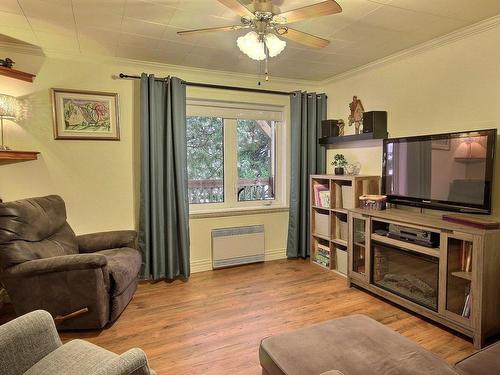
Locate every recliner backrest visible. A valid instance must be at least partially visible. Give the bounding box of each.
[0,195,78,269]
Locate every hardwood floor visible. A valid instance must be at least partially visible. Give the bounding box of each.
[1,259,474,374]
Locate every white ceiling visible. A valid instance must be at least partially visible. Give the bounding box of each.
[1,0,500,80]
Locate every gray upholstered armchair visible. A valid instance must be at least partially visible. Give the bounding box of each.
[0,195,142,330]
[0,310,155,375]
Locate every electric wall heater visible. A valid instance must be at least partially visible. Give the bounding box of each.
[211,225,265,269]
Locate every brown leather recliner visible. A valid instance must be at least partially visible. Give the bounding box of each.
[0,195,142,330]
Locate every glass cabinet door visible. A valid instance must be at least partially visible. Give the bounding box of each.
[444,233,475,325]
[350,214,368,279]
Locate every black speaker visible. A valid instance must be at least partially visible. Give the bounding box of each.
[321,120,340,137]
[363,111,387,137]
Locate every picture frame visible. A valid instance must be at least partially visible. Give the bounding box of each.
[51,88,120,140]
[431,138,450,150]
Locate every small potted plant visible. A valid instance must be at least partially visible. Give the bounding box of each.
[332,154,348,175]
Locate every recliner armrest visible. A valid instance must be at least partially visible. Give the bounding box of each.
[94,348,153,375]
[2,254,107,277]
[0,310,62,374]
[77,230,137,253]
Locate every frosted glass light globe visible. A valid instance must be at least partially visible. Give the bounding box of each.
[264,33,286,57]
[237,31,266,61]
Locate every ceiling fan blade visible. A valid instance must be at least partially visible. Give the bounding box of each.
[278,0,342,23]
[177,25,248,36]
[282,28,330,48]
[217,0,254,18]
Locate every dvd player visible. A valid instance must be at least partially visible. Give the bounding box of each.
[387,224,439,248]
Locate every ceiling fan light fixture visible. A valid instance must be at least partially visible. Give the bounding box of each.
[237,31,266,61]
[264,33,286,57]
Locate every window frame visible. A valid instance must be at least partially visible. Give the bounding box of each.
[186,99,286,213]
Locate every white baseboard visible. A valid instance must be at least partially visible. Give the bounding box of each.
[190,258,212,273]
[190,248,287,274]
[265,248,287,261]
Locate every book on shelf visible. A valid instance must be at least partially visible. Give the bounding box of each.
[315,253,330,261]
[313,184,329,207]
[315,252,330,267]
[317,250,330,258]
[462,288,472,318]
[461,242,472,272]
[318,191,331,208]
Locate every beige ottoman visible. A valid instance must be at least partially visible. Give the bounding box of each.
[259,315,459,375]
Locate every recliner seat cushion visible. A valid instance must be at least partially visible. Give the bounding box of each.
[260,315,459,375]
[25,339,118,375]
[96,248,141,296]
[0,196,78,268]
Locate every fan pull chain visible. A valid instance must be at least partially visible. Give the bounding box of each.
[265,44,269,82]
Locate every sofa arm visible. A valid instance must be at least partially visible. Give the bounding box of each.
[0,310,62,374]
[94,348,153,375]
[2,254,107,278]
[77,230,137,253]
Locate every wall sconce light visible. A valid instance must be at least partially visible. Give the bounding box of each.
[0,93,18,151]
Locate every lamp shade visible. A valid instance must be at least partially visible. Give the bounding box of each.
[0,94,17,119]
[454,138,486,159]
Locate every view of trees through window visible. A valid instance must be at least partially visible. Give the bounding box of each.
[187,116,276,205]
[186,116,224,204]
[237,120,275,202]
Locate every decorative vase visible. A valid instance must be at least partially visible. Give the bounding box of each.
[334,167,344,175]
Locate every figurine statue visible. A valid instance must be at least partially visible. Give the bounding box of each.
[348,96,364,134]
[0,58,14,68]
[337,119,345,136]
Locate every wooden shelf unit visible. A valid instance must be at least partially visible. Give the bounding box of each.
[0,150,39,162]
[310,174,380,276]
[0,66,36,82]
[347,208,500,349]
[318,131,388,147]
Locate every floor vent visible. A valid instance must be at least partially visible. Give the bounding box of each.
[212,225,265,269]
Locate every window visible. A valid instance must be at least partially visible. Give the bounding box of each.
[187,116,224,204]
[187,100,285,211]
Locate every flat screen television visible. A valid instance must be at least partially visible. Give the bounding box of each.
[382,129,497,214]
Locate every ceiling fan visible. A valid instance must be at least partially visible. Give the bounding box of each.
[177,0,342,79]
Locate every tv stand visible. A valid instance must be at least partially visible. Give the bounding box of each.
[347,208,500,349]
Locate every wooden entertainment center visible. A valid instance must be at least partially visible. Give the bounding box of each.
[347,207,500,349]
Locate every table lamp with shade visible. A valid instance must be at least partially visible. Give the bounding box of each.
[0,93,18,151]
[454,137,487,160]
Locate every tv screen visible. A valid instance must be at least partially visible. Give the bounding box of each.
[382,129,497,214]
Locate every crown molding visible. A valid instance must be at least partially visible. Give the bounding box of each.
[0,41,44,56]
[320,14,500,85]
[0,40,317,88]
[39,49,317,89]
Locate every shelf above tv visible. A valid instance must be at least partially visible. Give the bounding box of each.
[319,131,388,148]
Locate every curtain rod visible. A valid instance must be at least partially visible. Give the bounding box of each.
[118,73,326,98]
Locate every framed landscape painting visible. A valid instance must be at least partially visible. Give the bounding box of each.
[51,88,120,140]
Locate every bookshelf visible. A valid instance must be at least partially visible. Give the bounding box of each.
[310,174,380,276]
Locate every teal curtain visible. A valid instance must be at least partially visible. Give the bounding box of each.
[287,92,327,258]
[139,74,190,280]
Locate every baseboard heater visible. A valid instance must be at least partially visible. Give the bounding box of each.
[212,225,265,269]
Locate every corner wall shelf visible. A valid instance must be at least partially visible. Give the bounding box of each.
[319,132,388,148]
[0,150,40,162]
[0,66,36,82]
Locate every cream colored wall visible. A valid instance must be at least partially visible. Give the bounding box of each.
[323,24,500,217]
[0,49,316,272]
